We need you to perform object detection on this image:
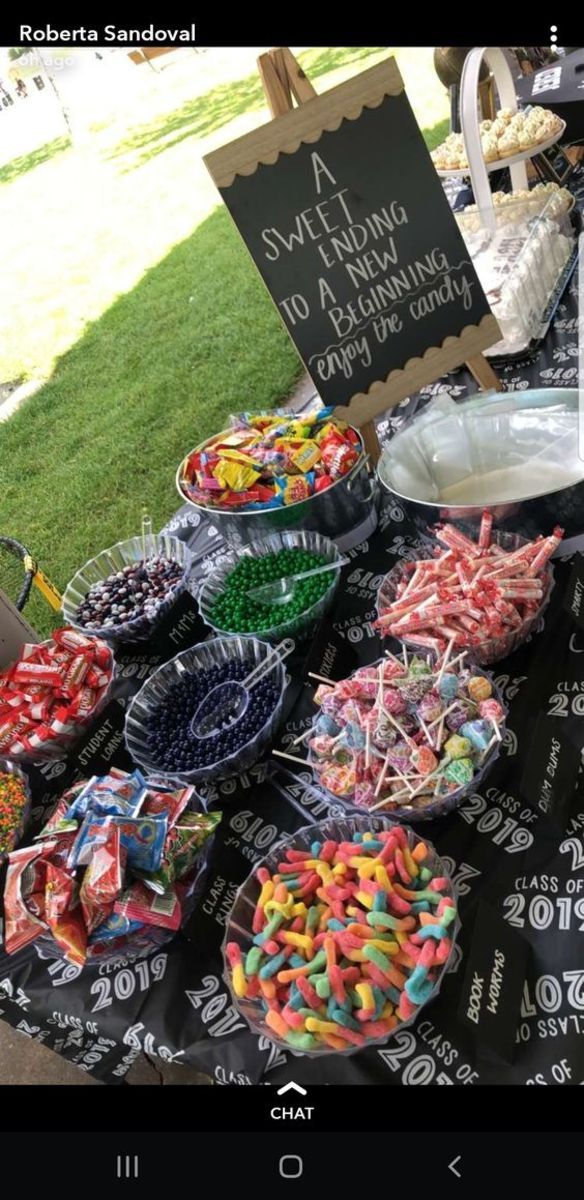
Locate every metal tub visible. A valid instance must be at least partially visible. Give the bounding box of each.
[377,389,584,540]
[176,425,379,551]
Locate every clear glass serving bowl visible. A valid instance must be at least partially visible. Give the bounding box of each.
[33,831,215,969]
[124,635,289,786]
[197,529,343,645]
[0,758,32,865]
[2,639,115,763]
[376,532,554,666]
[61,533,194,644]
[222,814,460,1057]
[305,657,507,822]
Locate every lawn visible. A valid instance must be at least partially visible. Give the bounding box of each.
[0,46,449,635]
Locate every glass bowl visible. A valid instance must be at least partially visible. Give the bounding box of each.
[0,758,32,865]
[305,657,507,822]
[376,531,554,666]
[197,529,343,645]
[222,814,460,1057]
[61,533,194,644]
[33,830,215,969]
[124,635,289,786]
[1,638,115,764]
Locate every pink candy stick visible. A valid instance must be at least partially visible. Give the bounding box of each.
[525,527,563,577]
[434,524,481,557]
[478,510,493,550]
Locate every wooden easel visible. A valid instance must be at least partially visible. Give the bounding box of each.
[256,48,503,462]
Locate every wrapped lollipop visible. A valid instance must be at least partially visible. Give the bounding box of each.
[301,646,507,823]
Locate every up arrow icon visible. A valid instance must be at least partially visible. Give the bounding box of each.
[277,1081,307,1096]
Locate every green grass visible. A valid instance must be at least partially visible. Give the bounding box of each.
[0,134,72,185]
[0,47,449,636]
[0,208,301,635]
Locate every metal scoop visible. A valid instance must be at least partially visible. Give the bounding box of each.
[246,558,349,607]
[189,638,295,739]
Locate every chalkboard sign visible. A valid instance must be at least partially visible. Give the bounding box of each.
[205,58,500,424]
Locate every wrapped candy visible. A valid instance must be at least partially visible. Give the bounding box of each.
[418,690,442,722]
[444,735,472,760]
[444,758,475,786]
[2,770,221,967]
[179,411,362,512]
[467,675,493,703]
[0,629,114,760]
[314,712,340,736]
[375,517,561,661]
[306,647,506,814]
[381,688,408,714]
[479,699,505,722]
[438,674,458,702]
[460,720,492,752]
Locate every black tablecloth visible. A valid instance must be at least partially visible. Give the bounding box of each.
[1,170,583,1087]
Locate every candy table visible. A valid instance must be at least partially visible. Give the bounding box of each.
[1,171,584,1087]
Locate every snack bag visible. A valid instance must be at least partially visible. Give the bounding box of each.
[288,420,313,439]
[80,824,124,933]
[45,861,87,967]
[48,830,78,870]
[314,421,346,445]
[45,861,76,920]
[140,785,194,828]
[4,843,52,953]
[89,911,145,943]
[290,441,322,473]
[114,880,182,930]
[64,775,101,821]
[212,459,261,492]
[35,797,78,840]
[68,814,114,869]
[218,489,262,507]
[172,810,221,879]
[114,816,167,873]
[138,809,220,893]
[275,474,315,505]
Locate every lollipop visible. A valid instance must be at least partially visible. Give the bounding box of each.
[302,646,506,817]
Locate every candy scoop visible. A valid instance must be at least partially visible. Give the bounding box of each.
[189,638,294,738]
[245,558,349,607]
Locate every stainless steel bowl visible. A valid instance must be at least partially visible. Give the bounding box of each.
[377,389,584,539]
[176,425,379,551]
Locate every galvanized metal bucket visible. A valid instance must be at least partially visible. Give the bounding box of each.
[377,389,584,540]
[176,426,379,551]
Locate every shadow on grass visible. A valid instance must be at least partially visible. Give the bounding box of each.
[0,134,72,185]
[108,46,386,171]
[0,205,301,637]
